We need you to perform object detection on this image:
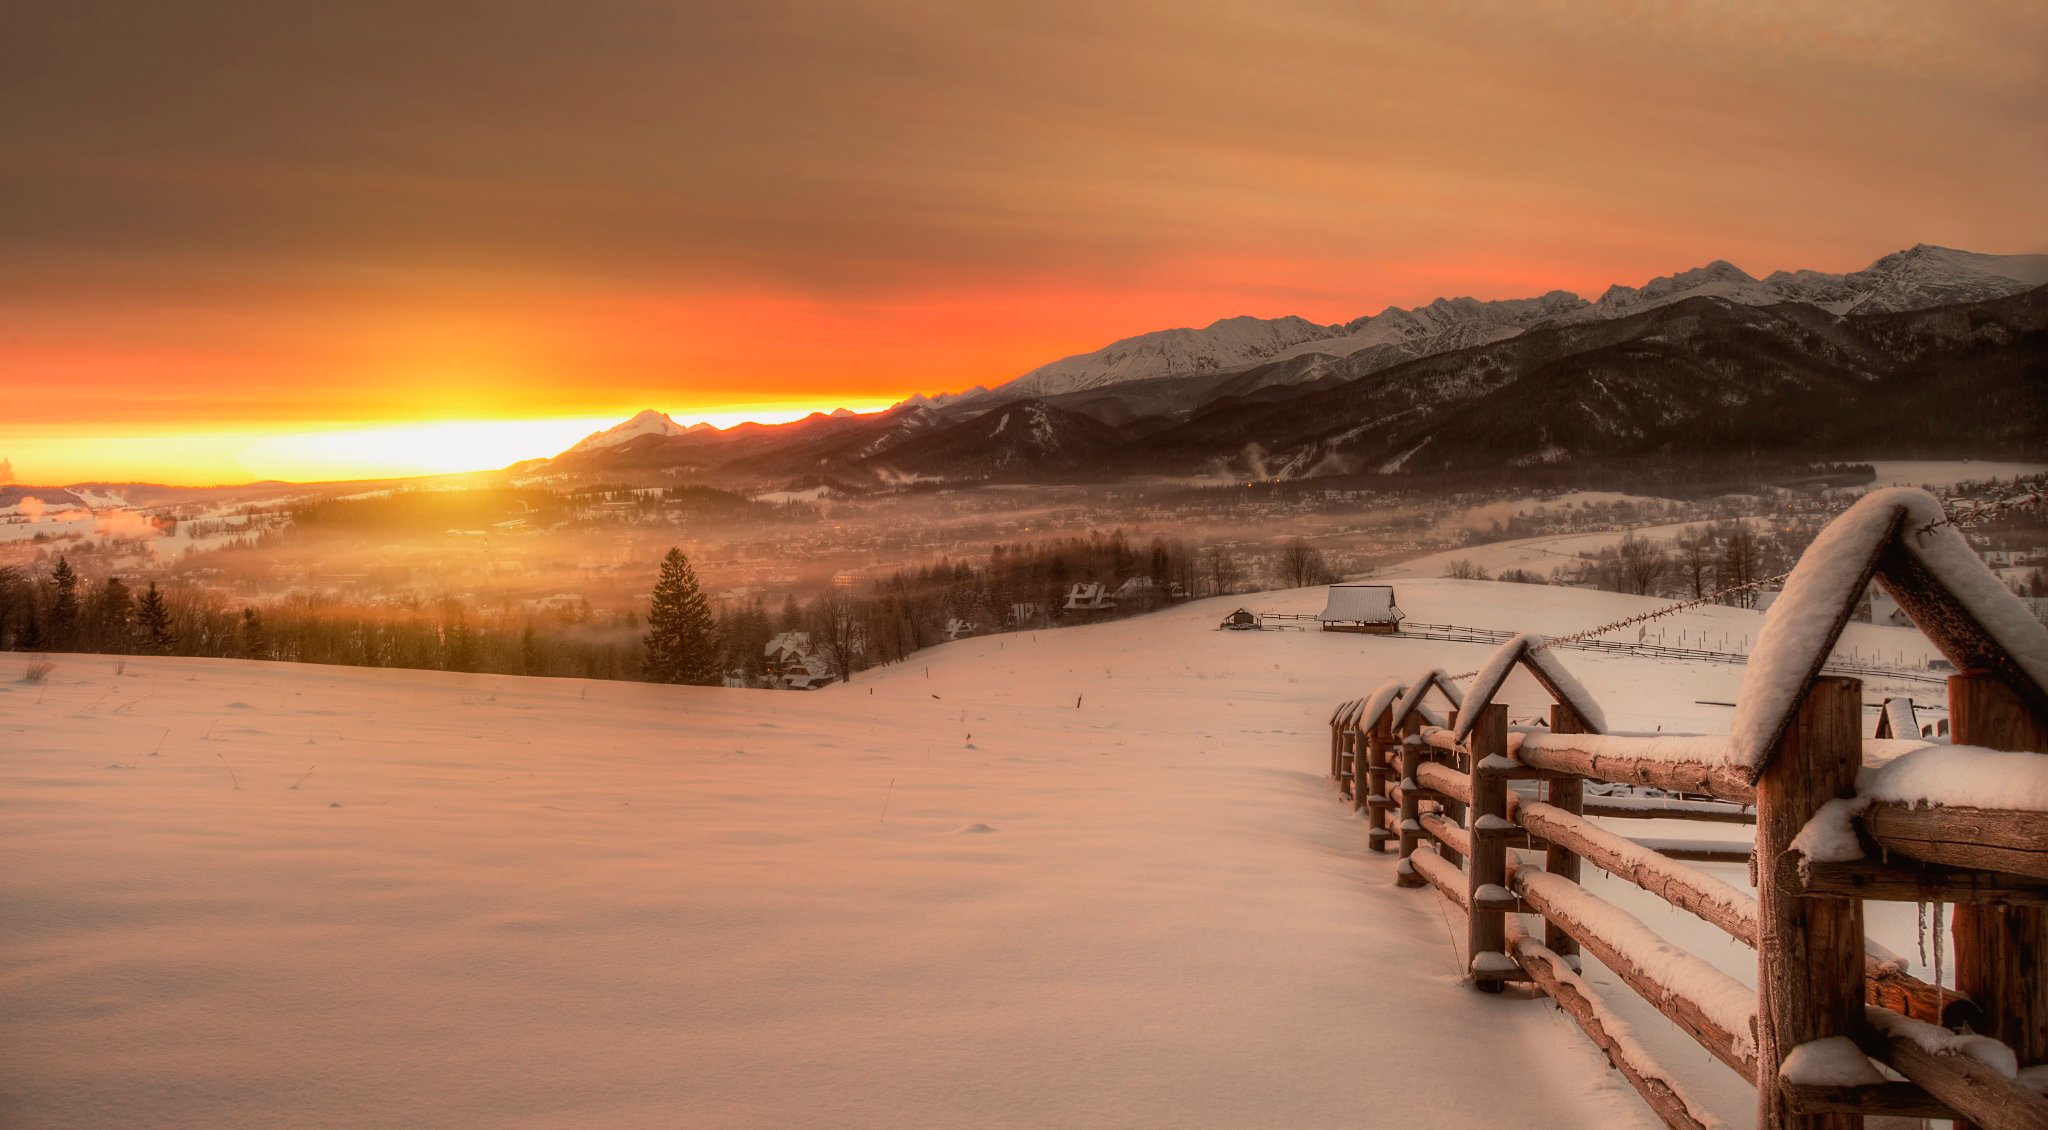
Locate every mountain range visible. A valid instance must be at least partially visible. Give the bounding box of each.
[548,245,2048,491]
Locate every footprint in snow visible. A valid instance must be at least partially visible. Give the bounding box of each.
[226,702,252,709]
[328,802,344,808]
[955,823,997,834]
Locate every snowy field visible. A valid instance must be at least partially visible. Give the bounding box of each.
[1865,459,2048,489]
[1,581,1956,1127]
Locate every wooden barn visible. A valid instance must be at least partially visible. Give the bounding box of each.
[1317,583,1404,634]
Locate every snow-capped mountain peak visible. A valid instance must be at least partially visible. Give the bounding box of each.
[951,244,2045,406]
[564,410,706,456]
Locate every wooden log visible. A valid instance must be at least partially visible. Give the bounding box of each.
[1755,676,1864,1130]
[1410,846,1467,911]
[1797,858,2048,908]
[1514,792,1974,1028]
[1514,736,1757,803]
[1468,703,1509,992]
[1511,864,1758,1081]
[1545,702,1587,960]
[1865,961,1987,1031]
[1582,798,1758,824]
[1414,759,1471,806]
[1506,922,1721,1130]
[1863,803,2048,881]
[1855,1012,2048,1130]
[1781,1082,1955,1120]
[1419,811,1469,859]
[1395,735,1425,888]
[1365,728,1394,853]
[1513,796,1758,945]
[1947,671,2048,1085]
[1635,840,1754,865]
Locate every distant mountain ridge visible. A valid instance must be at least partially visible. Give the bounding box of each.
[960,244,2048,405]
[545,279,2046,489]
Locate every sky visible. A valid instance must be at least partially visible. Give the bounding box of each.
[3,0,2045,484]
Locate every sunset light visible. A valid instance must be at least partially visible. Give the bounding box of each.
[3,3,2043,1127]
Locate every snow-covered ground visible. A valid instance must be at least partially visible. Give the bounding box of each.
[0,582,1958,1127]
[1864,460,2048,490]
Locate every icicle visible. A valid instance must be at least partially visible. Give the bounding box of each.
[1916,900,1928,969]
[1933,899,1947,1024]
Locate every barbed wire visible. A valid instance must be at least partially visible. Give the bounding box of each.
[1442,490,2042,681]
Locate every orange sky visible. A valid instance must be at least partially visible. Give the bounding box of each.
[4,1,2045,484]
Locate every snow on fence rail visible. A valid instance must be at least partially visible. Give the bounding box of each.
[1323,489,2048,1130]
[1392,621,1949,687]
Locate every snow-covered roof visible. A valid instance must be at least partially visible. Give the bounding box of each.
[765,631,812,657]
[1729,487,2048,778]
[1452,634,1607,742]
[1318,584,1403,623]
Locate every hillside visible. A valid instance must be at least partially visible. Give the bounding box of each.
[540,282,2047,491]
[1,581,1959,1127]
[976,244,2048,403]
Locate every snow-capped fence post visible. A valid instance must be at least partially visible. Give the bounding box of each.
[1755,675,1864,1130]
[1946,671,2048,1075]
[1395,731,1425,889]
[1466,702,1511,992]
[1349,725,1368,812]
[1364,715,1395,853]
[1544,702,1588,962]
[1329,710,1345,786]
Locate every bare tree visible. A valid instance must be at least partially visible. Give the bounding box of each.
[1678,536,1714,599]
[1202,545,1240,597]
[1442,558,1490,581]
[1275,538,1333,589]
[1615,533,1669,596]
[1718,527,1763,607]
[808,587,866,683]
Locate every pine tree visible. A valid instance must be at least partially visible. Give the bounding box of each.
[95,576,134,651]
[48,558,79,651]
[135,583,177,654]
[239,608,266,659]
[520,621,541,676]
[642,547,721,685]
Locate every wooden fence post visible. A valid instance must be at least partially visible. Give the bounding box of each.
[1365,720,1393,854]
[1948,672,2048,1072]
[1396,729,1425,888]
[1436,709,1465,870]
[1756,676,1864,1130]
[1468,702,1510,992]
[1546,702,1587,962]
[1349,726,1367,812]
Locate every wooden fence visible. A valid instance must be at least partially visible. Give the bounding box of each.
[1324,488,2048,1130]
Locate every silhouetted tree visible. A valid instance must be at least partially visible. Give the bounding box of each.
[643,547,721,685]
[47,558,79,650]
[135,583,176,654]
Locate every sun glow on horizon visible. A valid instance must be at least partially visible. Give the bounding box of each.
[4,401,905,487]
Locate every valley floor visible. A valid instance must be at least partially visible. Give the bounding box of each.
[0,582,1949,1127]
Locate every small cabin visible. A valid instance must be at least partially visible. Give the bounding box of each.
[1317,583,1404,634]
[1220,608,1258,631]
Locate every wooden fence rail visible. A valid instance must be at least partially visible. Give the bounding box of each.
[1320,488,2048,1130]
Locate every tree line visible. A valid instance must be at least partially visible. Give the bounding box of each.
[2,531,1335,688]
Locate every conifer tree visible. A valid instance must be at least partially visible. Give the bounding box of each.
[95,576,134,651]
[48,557,79,650]
[642,547,721,685]
[135,582,177,654]
[239,608,266,659]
